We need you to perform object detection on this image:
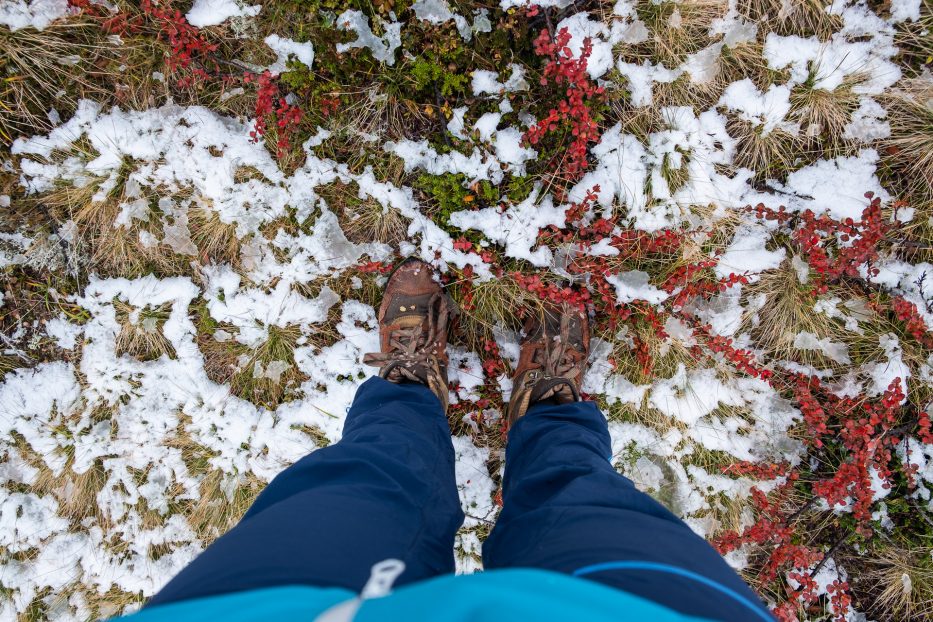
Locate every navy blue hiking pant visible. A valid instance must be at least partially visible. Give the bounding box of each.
[149,377,771,621]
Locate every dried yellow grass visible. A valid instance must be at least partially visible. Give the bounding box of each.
[727,117,802,179]
[630,0,730,68]
[881,78,933,212]
[741,257,847,367]
[790,75,865,153]
[861,546,933,621]
[737,0,842,38]
[114,301,176,361]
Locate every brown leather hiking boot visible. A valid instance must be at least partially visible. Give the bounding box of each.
[363,258,455,411]
[507,302,590,425]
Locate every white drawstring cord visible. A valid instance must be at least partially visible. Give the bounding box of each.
[314,559,406,622]
[360,559,406,599]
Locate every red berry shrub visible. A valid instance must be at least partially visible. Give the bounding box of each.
[245,71,304,159]
[752,194,891,295]
[139,0,219,86]
[713,378,914,621]
[70,0,308,160]
[526,191,928,619]
[524,27,605,185]
[709,198,932,619]
[889,296,933,348]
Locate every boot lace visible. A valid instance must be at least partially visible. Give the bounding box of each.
[363,290,451,383]
[529,305,582,382]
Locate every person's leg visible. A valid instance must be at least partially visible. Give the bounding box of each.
[148,377,464,607]
[482,398,773,622]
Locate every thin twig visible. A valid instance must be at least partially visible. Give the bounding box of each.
[810,530,850,577]
[887,237,933,251]
[543,7,555,38]
[907,497,933,528]
[433,82,452,147]
[0,332,33,363]
[786,496,818,524]
[464,512,496,526]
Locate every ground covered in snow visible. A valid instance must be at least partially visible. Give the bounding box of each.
[1,0,932,620]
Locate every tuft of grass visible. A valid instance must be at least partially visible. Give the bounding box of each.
[716,41,779,93]
[737,0,842,38]
[330,84,426,147]
[187,201,242,267]
[20,589,53,622]
[630,0,729,68]
[659,150,692,195]
[790,74,865,153]
[602,318,698,386]
[702,487,750,539]
[881,78,933,216]
[893,0,932,76]
[309,268,384,311]
[726,116,801,179]
[609,94,666,141]
[57,171,179,277]
[82,586,145,620]
[742,257,846,366]
[201,323,308,409]
[184,469,265,542]
[33,154,234,278]
[340,197,408,245]
[0,20,115,142]
[0,355,20,380]
[114,301,176,361]
[860,546,933,621]
[318,179,410,246]
[450,271,545,351]
[33,458,109,528]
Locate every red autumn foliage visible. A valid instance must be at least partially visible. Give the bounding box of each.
[889,295,933,348]
[68,0,216,84]
[481,339,507,378]
[319,96,341,118]
[245,71,304,159]
[753,194,891,295]
[356,260,394,274]
[458,264,476,311]
[688,319,773,380]
[714,375,912,619]
[809,377,904,529]
[512,272,591,310]
[139,0,219,86]
[524,28,605,183]
[71,0,306,159]
[918,410,933,445]
[709,199,933,619]
[452,238,474,252]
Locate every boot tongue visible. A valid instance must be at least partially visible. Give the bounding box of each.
[529,376,580,405]
[393,315,425,329]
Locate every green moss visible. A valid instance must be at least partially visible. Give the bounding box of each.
[505,174,535,203]
[409,57,470,97]
[636,0,676,30]
[414,172,471,224]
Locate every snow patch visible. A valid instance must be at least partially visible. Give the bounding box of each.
[186,0,260,28]
[0,0,71,31]
[336,10,402,65]
[265,35,314,75]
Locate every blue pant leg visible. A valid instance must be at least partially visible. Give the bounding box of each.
[482,400,773,622]
[148,377,464,607]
